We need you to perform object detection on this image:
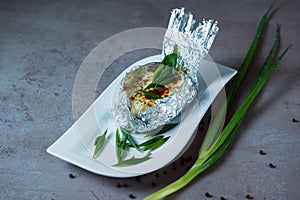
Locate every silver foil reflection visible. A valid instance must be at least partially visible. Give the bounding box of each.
[163,7,219,87]
[112,8,219,133]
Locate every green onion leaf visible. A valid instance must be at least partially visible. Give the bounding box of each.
[199,1,275,157]
[144,123,178,138]
[144,3,291,199]
[139,135,164,147]
[92,129,108,159]
[202,45,290,163]
[145,44,179,90]
[152,64,165,83]
[138,89,162,99]
[116,129,121,147]
[115,129,128,162]
[120,127,141,151]
[145,42,290,200]
[113,153,152,167]
[158,123,178,134]
[142,136,170,151]
[226,1,274,104]
[161,44,178,69]
[145,83,164,90]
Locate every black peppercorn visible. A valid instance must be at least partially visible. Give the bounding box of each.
[259,150,266,155]
[205,192,213,198]
[68,173,76,179]
[269,163,276,168]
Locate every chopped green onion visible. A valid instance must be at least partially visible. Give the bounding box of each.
[138,89,162,99]
[139,135,164,147]
[120,127,141,151]
[92,129,108,158]
[115,129,128,162]
[113,153,152,167]
[141,136,170,151]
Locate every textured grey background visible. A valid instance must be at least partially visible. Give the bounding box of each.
[1,0,299,199]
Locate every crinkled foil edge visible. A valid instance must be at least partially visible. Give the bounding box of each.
[163,7,219,86]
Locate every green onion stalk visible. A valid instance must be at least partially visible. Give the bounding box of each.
[144,3,290,200]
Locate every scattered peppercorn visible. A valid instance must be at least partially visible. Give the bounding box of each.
[155,172,160,178]
[292,118,299,122]
[180,157,185,166]
[259,150,266,155]
[246,194,254,199]
[163,170,167,175]
[151,182,156,187]
[68,173,76,179]
[172,165,177,170]
[220,197,226,200]
[186,155,193,162]
[116,183,129,188]
[135,176,142,182]
[205,192,213,198]
[269,163,276,168]
[54,92,59,96]
[128,194,136,199]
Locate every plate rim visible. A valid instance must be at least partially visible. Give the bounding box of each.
[47,54,237,178]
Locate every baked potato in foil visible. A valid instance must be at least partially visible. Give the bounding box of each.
[112,59,197,133]
[112,7,218,133]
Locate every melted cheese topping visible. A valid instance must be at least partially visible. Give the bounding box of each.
[123,62,184,117]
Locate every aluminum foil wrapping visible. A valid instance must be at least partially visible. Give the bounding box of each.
[163,7,219,87]
[112,8,219,133]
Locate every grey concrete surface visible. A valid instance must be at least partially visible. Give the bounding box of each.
[1,0,299,199]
